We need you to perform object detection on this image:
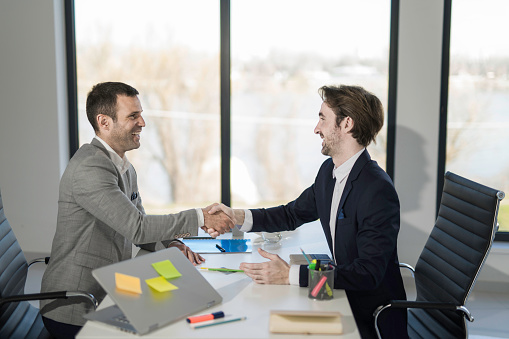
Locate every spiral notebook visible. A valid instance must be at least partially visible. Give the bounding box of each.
[182,237,252,253]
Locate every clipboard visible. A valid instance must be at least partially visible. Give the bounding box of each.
[182,238,252,253]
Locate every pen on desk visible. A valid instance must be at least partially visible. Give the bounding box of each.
[187,311,225,323]
[216,244,226,252]
[192,316,247,329]
[200,267,244,272]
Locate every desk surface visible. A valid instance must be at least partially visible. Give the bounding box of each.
[77,221,360,338]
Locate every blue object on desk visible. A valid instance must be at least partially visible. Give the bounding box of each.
[182,238,252,253]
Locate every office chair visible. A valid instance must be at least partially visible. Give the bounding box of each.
[0,188,97,338]
[374,172,505,339]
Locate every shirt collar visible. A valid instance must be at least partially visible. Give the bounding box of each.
[94,135,131,175]
[332,148,365,182]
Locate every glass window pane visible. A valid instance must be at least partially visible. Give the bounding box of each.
[231,0,391,208]
[75,0,220,213]
[447,0,509,232]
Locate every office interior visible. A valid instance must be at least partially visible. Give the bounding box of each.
[0,1,507,338]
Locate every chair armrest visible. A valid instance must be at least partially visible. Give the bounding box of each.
[399,263,415,274]
[0,291,98,309]
[28,257,50,267]
[373,300,473,339]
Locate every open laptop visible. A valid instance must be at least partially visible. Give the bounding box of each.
[83,247,222,335]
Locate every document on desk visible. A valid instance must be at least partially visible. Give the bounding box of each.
[182,238,252,253]
[269,310,342,334]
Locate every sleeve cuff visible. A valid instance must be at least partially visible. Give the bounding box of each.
[289,265,301,286]
[196,208,204,228]
[237,209,253,232]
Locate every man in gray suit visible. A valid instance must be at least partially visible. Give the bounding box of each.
[40,82,232,338]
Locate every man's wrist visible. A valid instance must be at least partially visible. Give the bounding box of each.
[234,209,245,225]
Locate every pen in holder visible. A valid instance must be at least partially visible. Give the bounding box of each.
[308,265,334,300]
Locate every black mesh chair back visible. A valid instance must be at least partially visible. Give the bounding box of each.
[0,189,50,338]
[409,172,504,338]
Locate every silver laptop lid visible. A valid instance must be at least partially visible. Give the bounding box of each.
[89,247,222,334]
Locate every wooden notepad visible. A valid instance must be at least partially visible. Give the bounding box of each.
[269,310,342,334]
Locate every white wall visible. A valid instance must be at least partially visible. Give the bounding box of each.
[0,0,507,290]
[395,0,444,268]
[0,0,68,253]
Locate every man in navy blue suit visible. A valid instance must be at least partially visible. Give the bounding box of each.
[210,85,408,338]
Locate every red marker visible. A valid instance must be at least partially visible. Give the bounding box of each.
[187,311,225,323]
[311,276,328,297]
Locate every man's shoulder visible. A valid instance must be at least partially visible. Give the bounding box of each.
[71,142,108,161]
[65,143,112,174]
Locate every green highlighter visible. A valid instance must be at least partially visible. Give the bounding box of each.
[200,267,244,273]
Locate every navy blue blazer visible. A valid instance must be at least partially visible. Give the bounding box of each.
[250,150,407,338]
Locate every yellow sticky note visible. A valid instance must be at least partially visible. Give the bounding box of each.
[146,276,179,292]
[151,260,182,279]
[115,272,142,294]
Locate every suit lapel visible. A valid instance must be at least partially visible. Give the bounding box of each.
[336,149,371,218]
[90,138,128,195]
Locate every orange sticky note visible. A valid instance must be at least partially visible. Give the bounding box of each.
[151,260,182,279]
[115,272,142,294]
[146,276,178,292]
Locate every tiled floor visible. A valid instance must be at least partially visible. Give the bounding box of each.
[23,253,509,338]
[403,277,509,338]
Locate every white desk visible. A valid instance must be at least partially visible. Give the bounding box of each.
[77,221,360,338]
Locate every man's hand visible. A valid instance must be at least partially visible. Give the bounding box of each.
[208,203,245,226]
[168,241,205,266]
[201,204,234,238]
[239,248,290,285]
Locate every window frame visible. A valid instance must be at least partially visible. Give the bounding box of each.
[64,0,399,213]
[437,0,507,242]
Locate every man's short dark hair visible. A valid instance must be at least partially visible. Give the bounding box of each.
[318,85,384,147]
[86,82,139,132]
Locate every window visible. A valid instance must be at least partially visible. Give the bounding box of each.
[446,0,509,235]
[72,0,392,212]
[75,0,220,213]
[230,0,391,208]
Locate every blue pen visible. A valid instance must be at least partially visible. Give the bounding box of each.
[299,248,313,266]
[300,248,315,279]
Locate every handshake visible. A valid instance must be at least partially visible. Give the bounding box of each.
[200,203,244,238]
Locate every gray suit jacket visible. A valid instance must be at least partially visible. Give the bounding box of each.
[40,139,198,326]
